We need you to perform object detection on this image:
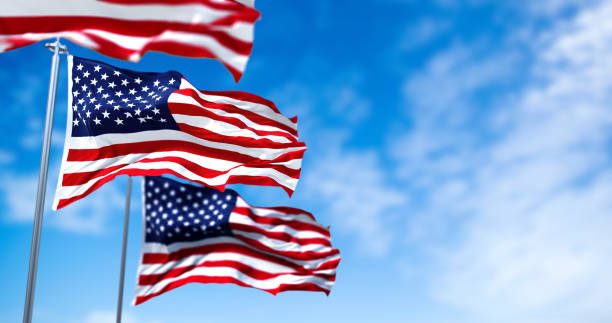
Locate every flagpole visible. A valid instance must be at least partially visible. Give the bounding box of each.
[22,37,68,323]
[116,176,132,323]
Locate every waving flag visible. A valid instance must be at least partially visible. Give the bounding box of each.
[0,0,259,81]
[135,176,340,305]
[53,56,304,210]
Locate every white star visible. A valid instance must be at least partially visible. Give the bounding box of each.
[129,89,136,95]
[72,90,79,97]
[72,105,78,112]
[121,98,129,103]
[97,86,104,93]
[85,111,91,118]
[101,73,108,80]
[83,71,90,78]
[135,77,142,84]
[152,108,160,114]
[78,98,85,105]
[124,112,132,118]
[127,103,135,108]
[73,119,79,126]
[145,104,152,109]
[94,65,101,72]
[153,80,160,87]
[94,104,102,110]
[121,79,129,86]
[113,105,121,111]
[74,76,81,84]
[115,91,123,97]
[107,99,114,104]
[76,63,83,70]
[108,82,116,88]
[135,96,142,101]
[134,108,142,116]
[160,118,166,122]
[169,78,175,85]
[89,97,96,103]
[93,117,101,125]
[142,85,149,92]
[81,84,87,91]
[102,111,110,118]
[114,118,124,125]
[90,78,98,85]
[113,70,121,76]
[102,94,110,99]
[138,117,146,123]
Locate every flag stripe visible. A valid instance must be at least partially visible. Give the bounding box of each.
[0,0,259,81]
[134,276,331,305]
[171,88,299,137]
[231,206,330,237]
[56,162,299,209]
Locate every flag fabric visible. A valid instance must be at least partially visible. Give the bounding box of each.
[52,56,305,210]
[0,0,259,81]
[135,176,340,305]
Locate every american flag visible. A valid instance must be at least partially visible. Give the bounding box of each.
[52,56,305,210]
[135,176,340,305]
[0,0,259,81]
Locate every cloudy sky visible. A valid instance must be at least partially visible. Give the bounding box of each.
[1,1,612,322]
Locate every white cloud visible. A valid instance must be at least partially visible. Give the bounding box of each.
[1,170,126,234]
[395,0,612,321]
[303,148,407,256]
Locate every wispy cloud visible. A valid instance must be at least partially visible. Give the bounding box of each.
[0,169,126,235]
[394,0,612,321]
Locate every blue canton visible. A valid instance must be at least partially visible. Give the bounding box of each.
[70,56,182,137]
[143,176,237,244]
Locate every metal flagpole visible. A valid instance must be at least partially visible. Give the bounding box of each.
[116,176,133,323]
[22,37,68,323]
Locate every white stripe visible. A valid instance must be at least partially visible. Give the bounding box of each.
[1,0,236,24]
[170,93,295,142]
[135,266,334,297]
[138,251,295,276]
[60,150,302,174]
[230,213,330,240]
[55,160,298,201]
[66,129,304,160]
[232,230,332,253]
[211,22,254,42]
[235,197,323,228]
[178,80,298,131]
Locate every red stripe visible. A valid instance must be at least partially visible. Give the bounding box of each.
[171,88,298,137]
[177,123,302,149]
[134,276,329,305]
[56,167,295,209]
[170,101,298,142]
[139,259,335,285]
[231,206,330,237]
[62,155,300,186]
[66,139,305,163]
[230,223,332,247]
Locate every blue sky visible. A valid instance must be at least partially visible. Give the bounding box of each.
[1,1,612,322]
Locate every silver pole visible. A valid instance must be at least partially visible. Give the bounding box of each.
[116,176,133,323]
[22,37,66,323]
